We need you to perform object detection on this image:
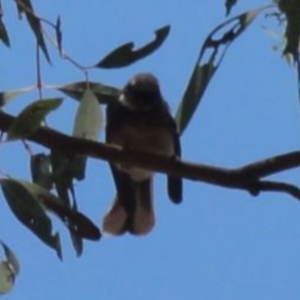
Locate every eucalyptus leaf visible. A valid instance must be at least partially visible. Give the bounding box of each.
[278,0,300,61]
[0,19,10,47]
[0,86,33,107]
[51,150,83,203]
[56,81,119,104]
[176,64,216,134]
[49,154,84,256]
[0,240,20,295]
[68,200,83,257]
[16,0,51,63]
[175,7,266,134]
[69,87,103,202]
[50,149,87,255]
[73,88,103,140]
[30,153,53,190]
[0,240,20,276]
[6,98,63,141]
[225,0,238,16]
[96,25,170,68]
[0,178,62,258]
[0,262,14,295]
[28,151,83,255]
[19,179,101,241]
[55,16,62,56]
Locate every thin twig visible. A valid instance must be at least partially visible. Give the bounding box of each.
[246,180,300,202]
[36,43,43,98]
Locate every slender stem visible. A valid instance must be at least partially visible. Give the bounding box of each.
[36,43,43,99]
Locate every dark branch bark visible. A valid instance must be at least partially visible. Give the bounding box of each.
[1,109,300,200]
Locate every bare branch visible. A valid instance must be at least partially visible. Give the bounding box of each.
[243,180,300,201]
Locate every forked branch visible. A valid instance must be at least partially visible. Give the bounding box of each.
[1,109,300,201]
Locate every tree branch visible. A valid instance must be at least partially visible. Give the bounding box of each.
[1,109,300,200]
[244,180,300,201]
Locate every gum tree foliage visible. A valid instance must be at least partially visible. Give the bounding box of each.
[0,0,298,294]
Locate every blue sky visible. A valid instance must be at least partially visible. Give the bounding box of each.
[1,1,300,299]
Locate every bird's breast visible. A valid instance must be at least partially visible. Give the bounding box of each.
[109,124,174,155]
[108,124,175,181]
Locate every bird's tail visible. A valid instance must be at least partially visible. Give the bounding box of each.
[103,179,155,236]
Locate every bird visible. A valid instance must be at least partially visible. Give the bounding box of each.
[103,73,182,236]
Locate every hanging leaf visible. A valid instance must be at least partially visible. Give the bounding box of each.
[175,7,267,134]
[96,25,170,68]
[0,241,20,276]
[15,0,26,16]
[50,151,85,256]
[0,262,15,295]
[225,0,238,16]
[278,0,300,61]
[55,16,62,56]
[0,178,62,259]
[19,180,101,241]
[50,151,87,255]
[16,0,51,63]
[68,200,83,257]
[50,150,84,202]
[276,0,300,102]
[0,86,33,107]
[50,151,79,212]
[56,81,120,104]
[0,18,10,47]
[0,240,19,295]
[68,87,103,202]
[176,64,216,134]
[73,87,103,140]
[6,98,63,141]
[30,153,53,190]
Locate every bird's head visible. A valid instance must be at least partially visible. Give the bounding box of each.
[119,73,164,111]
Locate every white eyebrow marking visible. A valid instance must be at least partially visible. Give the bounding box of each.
[118,93,136,110]
[130,78,136,86]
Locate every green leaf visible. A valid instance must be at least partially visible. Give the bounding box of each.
[50,150,87,257]
[51,151,76,209]
[0,262,14,295]
[0,241,20,276]
[0,18,10,47]
[68,201,83,257]
[278,0,300,64]
[0,86,33,107]
[49,152,85,256]
[69,87,103,203]
[175,7,266,134]
[0,240,20,295]
[16,0,51,63]
[55,16,62,56]
[6,98,63,141]
[30,153,53,190]
[73,87,103,140]
[96,25,170,68]
[176,64,216,134]
[15,0,25,16]
[51,150,84,201]
[56,81,120,104]
[225,0,238,16]
[22,181,101,241]
[0,178,62,259]
[16,175,101,242]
